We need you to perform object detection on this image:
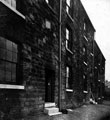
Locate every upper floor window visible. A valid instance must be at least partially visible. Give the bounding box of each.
[45,0,54,8]
[66,0,72,16]
[83,46,87,63]
[83,74,87,91]
[45,20,51,29]
[84,20,88,31]
[0,37,22,85]
[45,0,49,3]
[84,23,86,31]
[4,0,16,9]
[66,66,72,89]
[66,0,70,13]
[83,46,87,55]
[66,27,72,51]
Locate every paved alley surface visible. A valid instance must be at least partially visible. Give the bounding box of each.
[28,102,110,120]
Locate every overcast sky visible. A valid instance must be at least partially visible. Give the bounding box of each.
[81,0,110,81]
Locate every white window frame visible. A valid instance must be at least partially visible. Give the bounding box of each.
[66,28,73,54]
[66,28,69,49]
[66,66,73,91]
[45,0,49,3]
[66,0,71,14]
[66,66,69,89]
[84,23,86,30]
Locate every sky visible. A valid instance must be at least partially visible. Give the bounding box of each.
[81,0,110,81]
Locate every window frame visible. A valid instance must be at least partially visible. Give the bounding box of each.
[66,0,70,14]
[45,0,54,8]
[0,37,23,86]
[83,74,87,91]
[66,0,72,16]
[66,66,73,90]
[66,27,72,51]
[83,45,87,63]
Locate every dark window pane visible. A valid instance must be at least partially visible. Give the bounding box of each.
[12,43,17,53]
[6,62,11,72]
[0,60,5,70]
[12,64,16,83]
[6,40,12,51]
[6,71,11,82]
[12,73,16,82]
[6,50,12,61]
[0,38,20,84]
[0,48,6,60]
[0,70,5,81]
[12,64,16,73]
[12,52,17,62]
[0,37,6,49]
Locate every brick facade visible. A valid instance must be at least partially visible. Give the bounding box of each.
[0,0,105,119]
[94,40,105,103]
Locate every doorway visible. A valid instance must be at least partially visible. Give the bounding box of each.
[45,68,55,102]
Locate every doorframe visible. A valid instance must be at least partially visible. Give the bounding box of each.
[45,67,55,102]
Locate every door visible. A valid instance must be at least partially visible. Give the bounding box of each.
[45,68,55,102]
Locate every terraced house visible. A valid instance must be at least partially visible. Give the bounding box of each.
[93,40,105,103]
[0,0,105,119]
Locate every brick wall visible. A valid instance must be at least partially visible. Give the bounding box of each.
[0,0,99,119]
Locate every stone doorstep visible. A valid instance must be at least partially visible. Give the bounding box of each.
[44,107,59,114]
[45,102,56,108]
[44,102,62,116]
[44,108,62,116]
[49,112,62,116]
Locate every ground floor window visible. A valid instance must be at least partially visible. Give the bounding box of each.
[0,37,21,84]
[83,74,87,91]
[66,66,72,89]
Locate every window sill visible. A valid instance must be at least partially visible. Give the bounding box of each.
[90,53,94,57]
[0,0,25,19]
[84,35,88,42]
[0,84,25,90]
[66,89,73,92]
[83,61,87,66]
[66,48,73,55]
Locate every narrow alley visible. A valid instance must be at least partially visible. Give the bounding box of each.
[28,101,110,120]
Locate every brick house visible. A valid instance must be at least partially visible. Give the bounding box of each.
[93,40,106,103]
[0,0,105,119]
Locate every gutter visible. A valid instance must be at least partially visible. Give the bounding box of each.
[58,0,62,111]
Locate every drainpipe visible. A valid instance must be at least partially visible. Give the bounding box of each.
[58,0,62,111]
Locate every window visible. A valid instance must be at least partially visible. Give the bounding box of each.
[45,20,51,29]
[45,0,54,8]
[83,46,87,63]
[66,66,72,89]
[0,37,21,85]
[2,0,25,16]
[83,74,87,91]
[66,0,71,14]
[4,0,16,9]
[84,23,86,31]
[66,28,72,50]
[45,0,49,3]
